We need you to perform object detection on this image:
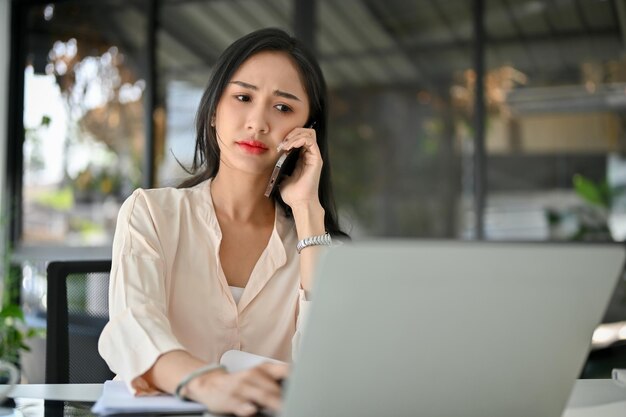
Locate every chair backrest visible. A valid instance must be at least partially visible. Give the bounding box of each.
[45,260,114,383]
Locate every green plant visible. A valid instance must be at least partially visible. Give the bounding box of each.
[0,304,39,365]
[0,243,43,366]
[546,174,612,241]
[573,174,611,209]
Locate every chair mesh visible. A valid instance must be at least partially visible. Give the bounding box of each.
[65,271,115,383]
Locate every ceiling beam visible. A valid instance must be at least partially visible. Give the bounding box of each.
[320,28,620,62]
[613,0,626,50]
[501,0,538,73]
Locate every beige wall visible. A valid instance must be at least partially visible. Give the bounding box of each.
[487,112,622,154]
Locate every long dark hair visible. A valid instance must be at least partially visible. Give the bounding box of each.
[179,28,347,238]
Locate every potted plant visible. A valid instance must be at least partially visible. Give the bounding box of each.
[0,254,42,381]
[0,304,39,368]
[546,174,613,241]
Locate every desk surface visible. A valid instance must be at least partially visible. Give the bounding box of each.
[9,383,103,402]
[4,379,626,417]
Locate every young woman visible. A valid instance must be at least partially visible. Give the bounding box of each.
[99,28,347,416]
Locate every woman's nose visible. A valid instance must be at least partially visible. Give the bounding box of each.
[246,107,269,134]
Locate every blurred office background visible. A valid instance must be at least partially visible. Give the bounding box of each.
[1,0,626,380]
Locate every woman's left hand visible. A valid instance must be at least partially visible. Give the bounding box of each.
[277,126,323,209]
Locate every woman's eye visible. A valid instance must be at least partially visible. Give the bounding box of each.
[235,94,250,102]
[275,104,292,113]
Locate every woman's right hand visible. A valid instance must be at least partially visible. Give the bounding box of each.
[185,362,289,416]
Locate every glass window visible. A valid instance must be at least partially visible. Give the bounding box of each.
[483,0,624,241]
[156,0,292,187]
[21,0,148,247]
[320,0,472,237]
[156,0,473,238]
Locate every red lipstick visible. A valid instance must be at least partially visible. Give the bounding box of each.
[236,139,269,155]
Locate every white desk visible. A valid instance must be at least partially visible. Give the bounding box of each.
[9,383,102,402]
[5,379,626,416]
[563,379,626,417]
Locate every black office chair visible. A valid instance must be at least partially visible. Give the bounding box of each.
[45,260,115,383]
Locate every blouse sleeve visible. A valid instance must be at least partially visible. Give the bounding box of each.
[98,190,185,394]
[291,289,311,361]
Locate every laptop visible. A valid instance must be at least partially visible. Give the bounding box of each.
[280,240,625,417]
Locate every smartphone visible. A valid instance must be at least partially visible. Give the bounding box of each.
[264,122,316,198]
[264,148,301,198]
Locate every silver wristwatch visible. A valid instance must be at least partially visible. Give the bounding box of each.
[296,232,332,254]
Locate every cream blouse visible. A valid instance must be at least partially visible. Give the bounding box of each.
[98,179,309,394]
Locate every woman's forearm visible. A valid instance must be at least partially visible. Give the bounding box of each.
[291,202,326,294]
[142,349,284,415]
[142,349,213,394]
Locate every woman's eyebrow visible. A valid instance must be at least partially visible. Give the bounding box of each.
[229,80,301,102]
[274,90,301,101]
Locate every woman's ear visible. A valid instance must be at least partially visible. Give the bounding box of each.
[210,116,216,127]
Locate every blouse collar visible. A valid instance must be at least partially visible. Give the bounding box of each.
[193,178,294,312]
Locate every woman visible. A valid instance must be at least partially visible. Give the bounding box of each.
[98,28,347,416]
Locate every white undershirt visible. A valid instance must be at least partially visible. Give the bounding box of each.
[229,286,244,305]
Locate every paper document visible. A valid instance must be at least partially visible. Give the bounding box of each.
[91,381,204,415]
[91,350,283,415]
[220,349,285,372]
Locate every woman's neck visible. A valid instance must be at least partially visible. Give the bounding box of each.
[210,170,275,224]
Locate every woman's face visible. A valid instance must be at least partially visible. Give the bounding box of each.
[213,51,310,176]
